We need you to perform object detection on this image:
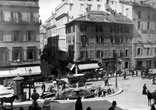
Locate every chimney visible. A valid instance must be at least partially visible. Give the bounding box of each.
[140,1,144,5]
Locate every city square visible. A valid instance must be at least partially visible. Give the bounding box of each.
[0,73,155,110]
[0,0,156,110]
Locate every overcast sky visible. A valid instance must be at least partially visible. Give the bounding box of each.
[39,0,61,22]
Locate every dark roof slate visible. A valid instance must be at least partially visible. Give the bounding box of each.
[71,11,132,24]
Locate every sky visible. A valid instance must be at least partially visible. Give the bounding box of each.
[39,0,61,22]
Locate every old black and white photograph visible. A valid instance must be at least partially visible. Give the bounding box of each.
[0,0,156,110]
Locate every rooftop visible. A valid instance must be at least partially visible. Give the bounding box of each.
[67,11,132,25]
[120,0,156,9]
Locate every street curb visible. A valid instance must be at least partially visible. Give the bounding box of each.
[105,88,123,98]
[55,88,123,103]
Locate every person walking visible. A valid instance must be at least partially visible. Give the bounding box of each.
[142,84,147,95]
[123,69,126,80]
[108,101,117,110]
[147,90,152,106]
[41,83,46,93]
[75,97,83,110]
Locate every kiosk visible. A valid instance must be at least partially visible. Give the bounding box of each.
[13,76,25,102]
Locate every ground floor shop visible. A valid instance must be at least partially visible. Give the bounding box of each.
[102,58,131,71]
[136,58,156,69]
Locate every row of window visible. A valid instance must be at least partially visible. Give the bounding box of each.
[137,10,156,20]
[0,30,36,42]
[12,47,37,61]
[67,35,130,45]
[0,11,39,23]
[137,47,156,56]
[79,49,129,59]
[137,21,155,30]
[66,24,131,33]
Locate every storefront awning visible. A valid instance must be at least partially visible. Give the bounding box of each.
[67,63,100,71]
[78,63,99,70]
[0,66,41,78]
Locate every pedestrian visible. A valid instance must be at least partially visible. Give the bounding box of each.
[147,90,152,106]
[135,67,138,76]
[103,74,109,86]
[75,96,83,110]
[86,107,91,110]
[151,104,156,110]
[42,83,46,93]
[108,101,117,110]
[145,68,149,78]
[98,87,102,97]
[152,76,155,84]
[123,69,126,80]
[142,84,147,95]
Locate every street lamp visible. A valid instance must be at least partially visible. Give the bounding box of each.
[113,51,118,88]
[115,59,118,88]
[28,68,32,100]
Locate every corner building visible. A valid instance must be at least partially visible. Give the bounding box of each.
[0,0,40,67]
[66,11,133,71]
[107,0,156,68]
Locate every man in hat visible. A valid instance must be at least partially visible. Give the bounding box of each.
[108,101,117,110]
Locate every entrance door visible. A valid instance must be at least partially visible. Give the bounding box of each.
[147,61,151,68]
[125,62,128,68]
[0,49,5,65]
[136,61,142,68]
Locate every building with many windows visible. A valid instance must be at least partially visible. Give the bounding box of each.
[107,0,156,68]
[44,0,111,75]
[66,11,133,71]
[0,0,40,68]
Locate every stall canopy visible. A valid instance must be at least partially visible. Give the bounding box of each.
[0,66,41,78]
[67,63,100,71]
[78,63,99,70]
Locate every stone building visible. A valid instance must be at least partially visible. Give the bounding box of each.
[66,11,133,71]
[0,0,40,68]
[107,0,156,68]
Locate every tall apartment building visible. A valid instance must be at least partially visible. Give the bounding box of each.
[44,0,110,74]
[107,0,156,68]
[46,0,108,51]
[44,0,156,76]
[66,11,133,71]
[0,0,40,68]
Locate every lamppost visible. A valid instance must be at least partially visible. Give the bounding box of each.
[115,57,118,88]
[28,68,32,100]
[113,51,118,88]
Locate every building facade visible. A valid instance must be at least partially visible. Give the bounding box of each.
[107,0,156,68]
[0,0,40,68]
[66,11,133,71]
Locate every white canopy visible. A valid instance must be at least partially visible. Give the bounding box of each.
[0,66,41,78]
